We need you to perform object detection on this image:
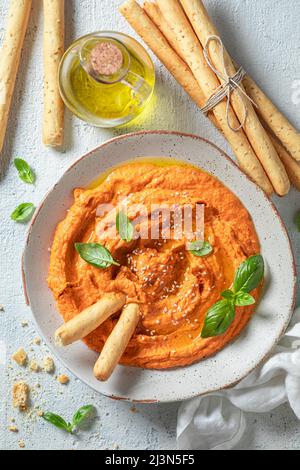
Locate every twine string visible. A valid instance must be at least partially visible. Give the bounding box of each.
[201,35,258,132]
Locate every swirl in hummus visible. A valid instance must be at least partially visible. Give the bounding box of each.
[48,161,260,369]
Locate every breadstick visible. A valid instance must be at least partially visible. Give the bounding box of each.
[55,293,126,346]
[94,303,140,382]
[120,1,273,195]
[43,0,64,147]
[269,134,300,190]
[144,1,220,130]
[179,0,289,196]
[243,74,300,163]
[0,0,32,153]
[143,2,183,61]
[120,1,206,115]
[143,1,219,130]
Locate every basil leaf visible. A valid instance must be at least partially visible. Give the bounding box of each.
[201,255,262,338]
[72,405,94,429]
[221,289,235,300]
[75,242,120,269]
[295,211,300,232]
[235,292,255,307]
[10,203,35,222]
[188,241,213,257]
[233,255,264,294]
[116,211,134,242]
[42,412,72,433]
[201,299,235,338]
[14,158,35,184]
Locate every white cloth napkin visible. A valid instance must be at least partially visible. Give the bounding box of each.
[177,307,300,450]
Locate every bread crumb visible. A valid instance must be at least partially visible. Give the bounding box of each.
[58,374,69,385]
[18,440,25,448]
[8,425,18,433]
[33,337,41,345]
[12,348,27,366]
[12,382,30,411]
[43,356,55,373]
[37,410,43,417]
[0,304,4,311]
[29,360,40,372]
[21,320,28,327]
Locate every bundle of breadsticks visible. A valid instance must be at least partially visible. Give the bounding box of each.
[0,0,64,152]
[119,0,300,196]
[55,293,140,381]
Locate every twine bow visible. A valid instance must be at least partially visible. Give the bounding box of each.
[201,35,258,132]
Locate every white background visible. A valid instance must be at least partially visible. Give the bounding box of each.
[0,0,299,450]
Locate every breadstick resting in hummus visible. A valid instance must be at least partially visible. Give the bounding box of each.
[48,161,264,380]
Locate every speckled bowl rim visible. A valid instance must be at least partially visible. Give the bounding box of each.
[22,130,297,403]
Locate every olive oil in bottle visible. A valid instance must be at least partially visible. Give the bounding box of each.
[59,32,155,127]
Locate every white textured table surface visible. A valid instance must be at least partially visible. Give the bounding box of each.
[0,0,299,450]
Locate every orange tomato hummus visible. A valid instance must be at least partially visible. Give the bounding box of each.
[48,162,260,369]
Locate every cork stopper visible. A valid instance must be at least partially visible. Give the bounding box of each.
[79,37,130,84]
[90,42,123,76]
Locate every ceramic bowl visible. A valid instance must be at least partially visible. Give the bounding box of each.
[22,131,296,403]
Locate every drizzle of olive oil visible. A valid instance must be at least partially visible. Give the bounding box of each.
[70,52,153,120]
[88,157,196,189]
